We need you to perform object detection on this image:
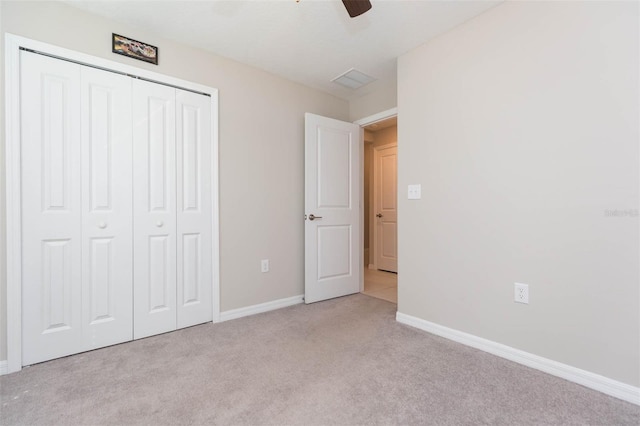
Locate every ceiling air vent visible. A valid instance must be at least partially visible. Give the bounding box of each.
[331,68,376,90]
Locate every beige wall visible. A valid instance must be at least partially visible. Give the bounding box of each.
[0,1,349,361]
[398,1,639,386]
[364,144,372,252]
[372,126,397,148]
[349,76,397,122]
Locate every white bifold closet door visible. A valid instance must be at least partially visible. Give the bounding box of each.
[132,80,213,339]
[20,51,213,365]
[21,51,133,365]
[132,80,177,338]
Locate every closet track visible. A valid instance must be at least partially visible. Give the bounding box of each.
[19,47,210,97]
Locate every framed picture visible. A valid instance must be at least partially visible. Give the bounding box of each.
[112,33,158,65]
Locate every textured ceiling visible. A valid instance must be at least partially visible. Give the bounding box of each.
[65,0,501,101]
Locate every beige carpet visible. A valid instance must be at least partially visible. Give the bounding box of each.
[1,294,638,425]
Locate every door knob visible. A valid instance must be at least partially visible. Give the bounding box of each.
[156,221,164,227]
[308,214,323,221]
[376,213,383,218]
[98,221,107,229]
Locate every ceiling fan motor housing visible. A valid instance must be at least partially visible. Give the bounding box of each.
[342,0,372,18]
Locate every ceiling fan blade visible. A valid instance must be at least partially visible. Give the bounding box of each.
[342,0,372,18]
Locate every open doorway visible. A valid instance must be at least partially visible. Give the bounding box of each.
[356,111,398,304]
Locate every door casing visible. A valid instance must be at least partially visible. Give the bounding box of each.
[354,108,398,289]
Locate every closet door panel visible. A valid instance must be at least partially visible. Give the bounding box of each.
[80,66,133,348]
[133,80,177,339]
[20,52,83,365]
[176,90,213,328]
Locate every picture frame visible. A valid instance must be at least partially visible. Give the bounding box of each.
[112,33,158,65]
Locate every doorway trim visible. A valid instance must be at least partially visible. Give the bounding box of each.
[353,107,398,292]
[4,33,221,374]
[354,107,398,128]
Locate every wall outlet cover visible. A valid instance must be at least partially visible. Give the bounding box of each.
[408,184,421,200]
[514,282,529,304]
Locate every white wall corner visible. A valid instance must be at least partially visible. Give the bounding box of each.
[396,312,640,406]
[218,295,304,322]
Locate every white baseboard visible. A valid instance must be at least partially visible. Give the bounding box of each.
[0,360,8,375]
[396,312,640,406]
[219,295,304,322]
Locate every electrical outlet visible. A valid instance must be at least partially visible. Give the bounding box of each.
[514,283,529,304]
[408,184,421,200]
[261,259,270,273]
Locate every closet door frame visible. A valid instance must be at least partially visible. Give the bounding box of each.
[4,33,221,374]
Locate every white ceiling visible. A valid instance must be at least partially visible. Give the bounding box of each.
[65,0,501,101]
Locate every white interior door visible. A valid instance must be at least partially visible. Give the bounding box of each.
[80,66,134,348]
[133,79,178,339]
[21,51,84,365]
[304,113,361,304]
[374,144,397,272]
[176,89,213,328]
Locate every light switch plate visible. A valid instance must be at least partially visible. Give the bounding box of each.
[408,184,421,200]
